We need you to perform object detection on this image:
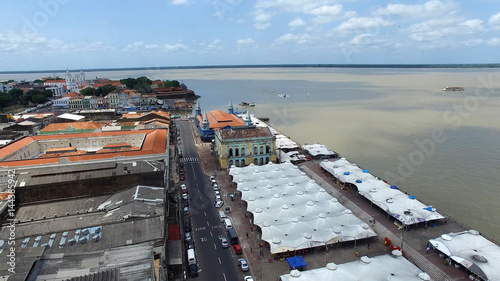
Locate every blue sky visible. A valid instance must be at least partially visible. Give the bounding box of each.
[1,0,499,71]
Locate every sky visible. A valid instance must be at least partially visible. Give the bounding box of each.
[1,0,499,71]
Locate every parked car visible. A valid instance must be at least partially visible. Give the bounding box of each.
[185,232,192,242]
[212,183,219,191]
[187,240,195,250]
[238,258,249,271]
[189,264,199,278]
[215,200,224,208]
[233,244,242,255]
[243,276,254,281]
[180,174,185,181]
[181,184,188,194]
[220,237,229,248]
[210,178,217,185]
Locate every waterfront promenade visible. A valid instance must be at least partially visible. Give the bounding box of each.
[189,117,474,281]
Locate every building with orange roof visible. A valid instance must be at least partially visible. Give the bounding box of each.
[0,129,168,203]
[195,101,249,141]
[39,121,104,135]
[215,125,276,169]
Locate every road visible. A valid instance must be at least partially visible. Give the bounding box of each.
[176,120,242,281]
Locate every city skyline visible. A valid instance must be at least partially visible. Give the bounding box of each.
[1,0,500,71]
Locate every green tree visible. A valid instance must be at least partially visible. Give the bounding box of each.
[32,94,46,104]
[0,93,13,109]
[120,78,136,89]
[80,87,96,96]
[95,84,116,96]
[7,88,24,104]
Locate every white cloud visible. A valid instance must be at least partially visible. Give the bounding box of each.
[254,0,334,13]
[145,44,160,49]
[254,10,272,22]
[0,31,111,54]
[236,38,255,45]
[487,37,500,46]
[464,39,483,46]
[349,34,373,45]
[336,17,392,34]
[123,41,144,52]
[308,5,355,24]
[489,12,500,29]
[164,43,188,52]
[275,33,314,44]
[254,22,271,30]
[170,0,188,5]
[409,18,484,44]
[375,0,459,19]
[289,18,306,28]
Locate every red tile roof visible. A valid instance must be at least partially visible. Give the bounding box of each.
[0,129,167,167]
[40,121,103,132]
[196,110,245,130]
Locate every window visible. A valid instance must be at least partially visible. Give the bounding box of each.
[254,146,258,155]
[241,148,246,156]
[266,145,271,154]
[260,146,264,154]
[235,148,239,156]
[229,148,233,157]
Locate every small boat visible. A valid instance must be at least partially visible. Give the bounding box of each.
[442,86,464,91]
[278,94,290,98]
[240,101,255,107]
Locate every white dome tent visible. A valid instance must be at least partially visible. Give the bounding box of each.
[320,158,445,226]
[230,162,376,254]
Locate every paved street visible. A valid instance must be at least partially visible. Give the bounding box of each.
[176,119,242,281]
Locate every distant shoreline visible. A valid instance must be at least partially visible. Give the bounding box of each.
[2,63,500,74]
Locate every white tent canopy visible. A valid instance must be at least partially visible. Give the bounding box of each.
[280,254,433,281]
[302,143,336,157]
[429,230,500,281]
[320,158,445,225]
[230,162,376,254]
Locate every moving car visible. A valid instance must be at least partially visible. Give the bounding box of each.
[220,237,229,248]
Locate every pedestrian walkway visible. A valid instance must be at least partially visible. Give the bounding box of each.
[180,157,199,163]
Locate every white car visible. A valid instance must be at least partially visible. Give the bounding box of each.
[213,184,219,191]
[215,200,224,208]
[244,277,254,281]
[210,179,217,185]
[215,194,221,201]
[214,190,220,196]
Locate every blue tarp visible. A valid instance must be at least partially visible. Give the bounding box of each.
[356,179,362,183]
[390,185,398,189]
[286,256,307,270]
[343,172,350,175]
[362,170,369,173]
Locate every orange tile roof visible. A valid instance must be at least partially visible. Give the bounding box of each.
[96,146,140,153]
[40,121,103,132]
[0,129,167,167]
[93,80,124,88]
[44,79,66,84]
[103,143,131,148]
[0,193,13,200]
[64,92,80,97]
[46,147,77,153]
[197,110,245,130]
[122,113,144,119]
[39,150,88,158]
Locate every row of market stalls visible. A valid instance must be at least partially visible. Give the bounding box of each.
[429,230,500,281]
[229,162,377,255]
[320,158,445,227]
[280,254,433,281]
[249,115,308,164]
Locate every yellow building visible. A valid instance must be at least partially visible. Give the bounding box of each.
[214,126,276,169]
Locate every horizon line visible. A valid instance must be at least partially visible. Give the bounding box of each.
[2,63,500,75]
